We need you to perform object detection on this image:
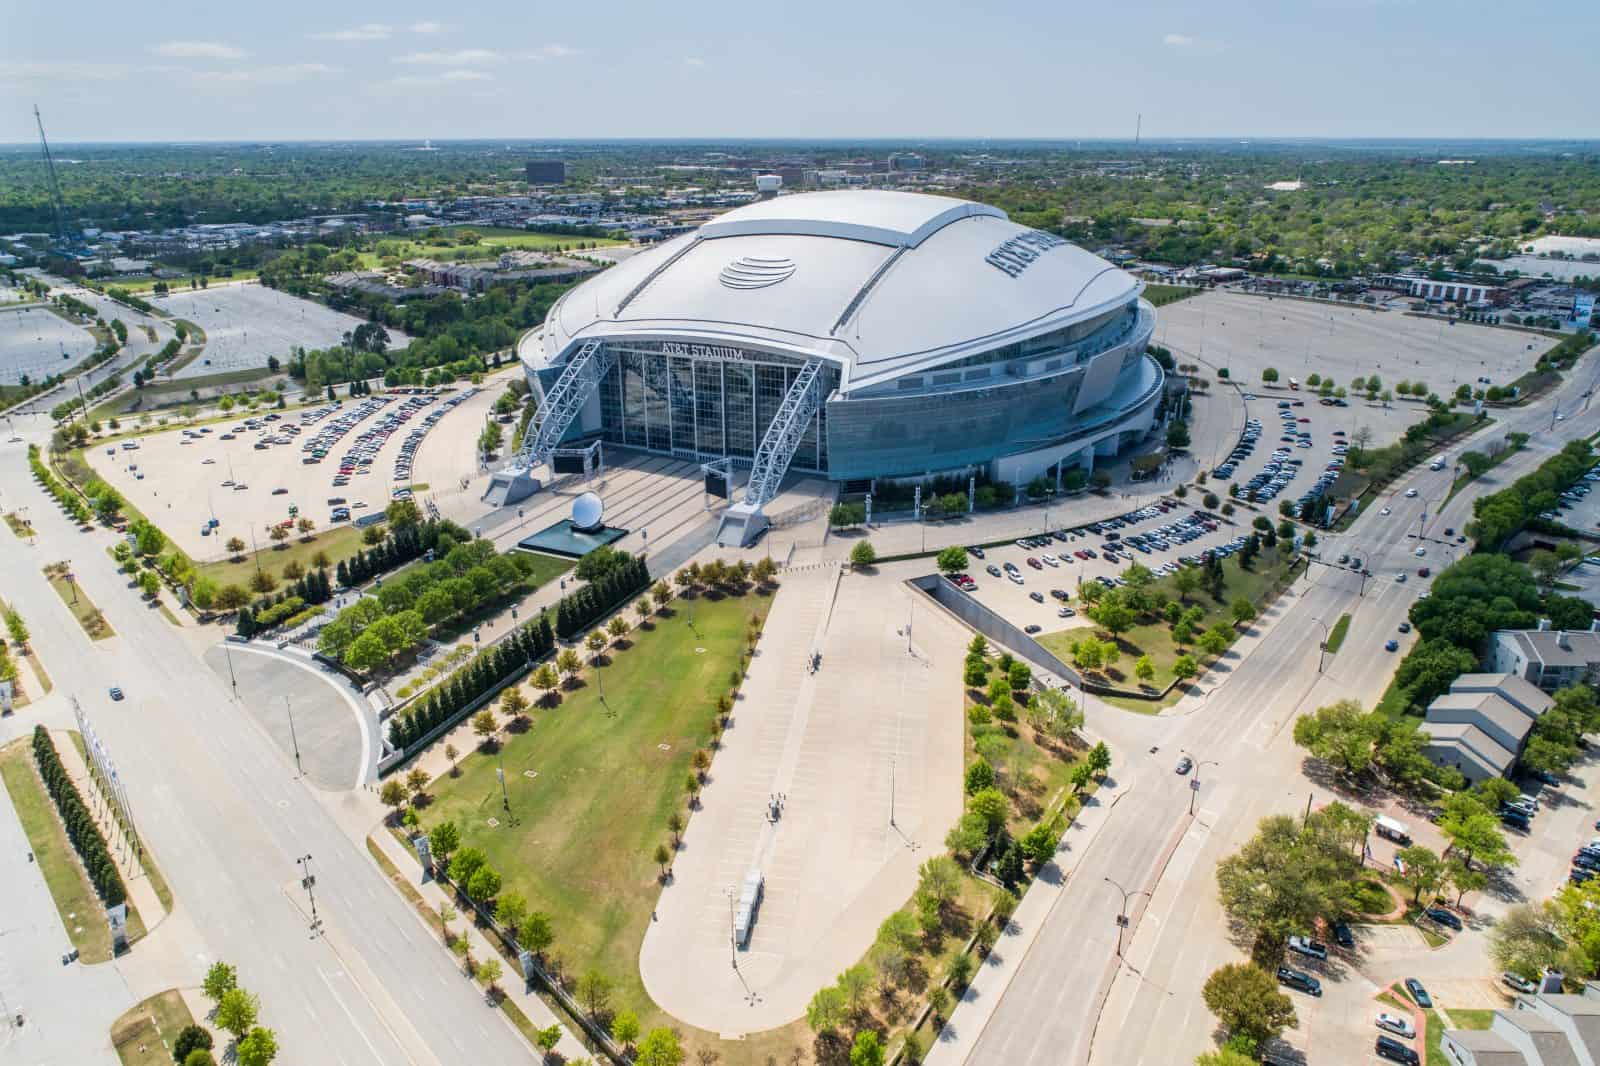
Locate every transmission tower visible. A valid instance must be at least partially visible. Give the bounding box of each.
[34,104,70,245]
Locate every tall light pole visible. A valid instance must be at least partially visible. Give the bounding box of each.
[1180,750,1221,817]
[1311,618,1329,674]
[297,854,322,934]
[1103,876,1151,957]
[285,697,302,775]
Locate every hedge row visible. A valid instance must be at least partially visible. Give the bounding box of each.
[385,612,556,752]
[334,519,461,589]
[32,726,127,908]
[554,555,650,640]
[28,444,91,524]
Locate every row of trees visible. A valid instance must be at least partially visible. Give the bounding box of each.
[1469,437,1596,549]
[31,726,127,907]
[235,569,334,636]
[333,510,466,588]
[553,553,651,640]
[28,444,94,525]
[385,611,557,752]
[199,961,278,1066]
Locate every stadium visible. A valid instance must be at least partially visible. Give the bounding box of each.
[505,190,1161,545]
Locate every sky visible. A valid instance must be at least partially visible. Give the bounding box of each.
[2,0,1596,143]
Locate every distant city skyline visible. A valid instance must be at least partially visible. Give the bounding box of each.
[3,0,1596,143]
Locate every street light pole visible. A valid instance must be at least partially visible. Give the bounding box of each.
[1311,619,1329,674]
[1180,750,1221,817]
[285,697,302,775]
[1103,876,1151,957]
[297,854,322,934]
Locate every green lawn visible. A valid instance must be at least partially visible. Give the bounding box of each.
[197,524,366,589]
[1144,283,1200,307]
[1444,1008,1495,1030]
[422,591,769,1036]
[1037,545,1300,707]
[1,738,115,961]
[1326,613,1352,654]
[110,989,197,1066]
[46,568,115,640]
[1350,876,1394,915]
[355,230,622,270]
[1424,1007,1447,1065]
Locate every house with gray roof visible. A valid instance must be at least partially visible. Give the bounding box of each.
[1419,674,1551,784]
[1491,629,1600,693]
[1441,991,1597,1066]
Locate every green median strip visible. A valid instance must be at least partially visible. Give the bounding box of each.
[1325,613,1351,654]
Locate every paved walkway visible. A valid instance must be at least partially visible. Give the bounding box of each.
[368,827,590,1062]
[640,566,967,1034]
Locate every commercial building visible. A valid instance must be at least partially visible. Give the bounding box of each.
[505,190,1162,544]
[1418,673,1551,784]
[1491,628,1600,692]
[525,160,567,186]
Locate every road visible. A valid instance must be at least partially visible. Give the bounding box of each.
[0,434,537,1065]
[935,373,1600,1065]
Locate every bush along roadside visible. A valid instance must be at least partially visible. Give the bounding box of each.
[32,726,127,908]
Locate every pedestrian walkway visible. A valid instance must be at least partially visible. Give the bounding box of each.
[52,727,167,933]
[925,775,1127,1066]
[368,828,589,1062]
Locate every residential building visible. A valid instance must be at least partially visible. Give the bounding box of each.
[526,160,567,185]
[1418,673,1551,784]
[1491,629,1600,692]
[1442,990,1600,1066]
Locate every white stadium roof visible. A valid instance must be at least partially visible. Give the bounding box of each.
[539,190,1141,393]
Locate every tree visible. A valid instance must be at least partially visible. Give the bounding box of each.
[536,1025,563,1055]
[173,1025,214,1062]
[612,1009,641,1050]
[1230,597,1256,625]
[967,788,1009,832]
[235,1028,278,1066]
[1174,566,1201,602]
[1196,1049,1261,1066]
[202,961,238,1003]
[850,1031,885,1066]
[466,864,502,904]
[654,842,672,878]
[1134,655,1156,684]
[428,819,460,871]
[471,709,498,745]
[523,911,555,957]
[1292,699,1378,777]
[477,956,503,996]
[837,963,874,1012]
[405,766,429,803]
[1216,810,1364,950]
[806,985,848,1033]
[636,1027,685,1066]
[850,540,877,568]
[215,988,260,1039]
[1262,367,1279,383]
[1490,902,1566,980]
[577,968,614,1017]
[965,759,996,794]
[1199,624,1232,656]
[1088,740,1111,776]
[1438,794,1515,870]
[936,546,969,574]
[1397,845,1447,904]
[1202,962,1298,1047]
[379,778,408,818]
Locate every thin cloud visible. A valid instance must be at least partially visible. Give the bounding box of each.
[684,57,706,67]
[393,49,500,65]
[0,60,134,83]
[385,69,494,88]
[1163,32,1222,51]
[151,40,248,60]
[309,23,392,41]
[189,63,341,85]
[409,21,446,34]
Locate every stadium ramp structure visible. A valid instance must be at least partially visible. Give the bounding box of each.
[483,339,613,507]
[715,358,825,547]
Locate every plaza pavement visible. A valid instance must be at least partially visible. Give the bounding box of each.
[639,563,967,1034]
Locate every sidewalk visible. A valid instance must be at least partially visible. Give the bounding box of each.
[925,774,1129,1065]
[368,827,589,1062]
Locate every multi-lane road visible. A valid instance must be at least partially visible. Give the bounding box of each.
[935,372,1599,1065]
[0,435,533,1064]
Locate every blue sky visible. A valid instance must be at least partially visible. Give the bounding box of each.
[3,0,1595,142]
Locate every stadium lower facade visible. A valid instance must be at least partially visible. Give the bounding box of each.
[510,190,1162,543]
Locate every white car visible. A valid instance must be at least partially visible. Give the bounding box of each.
[1041,554,1060,567]
[1008,572,1025,586]
[1380,506,1392,516]
[1405,488,1419,498]
[1414,546,1427,557]
[1376,1012,1415,1038]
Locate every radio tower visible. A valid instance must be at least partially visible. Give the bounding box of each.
[34,104,70,245]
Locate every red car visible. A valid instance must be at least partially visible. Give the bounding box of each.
[1027,557,1043,570]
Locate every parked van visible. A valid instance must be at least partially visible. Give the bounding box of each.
[1374,815,1411,845]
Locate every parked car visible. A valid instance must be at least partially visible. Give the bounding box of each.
[1288,935,1328,960]
[109,687,124,701]
[1425,907,1462,931]
[1332,920,1354,949]
[1277,967,1322,997]
[1376,1012,1416,1038]
[1376,1035,1420,1065]
[967,546,985,559]
[1023,624,1042,635]
[1175,756,1193,775]
[1404,978,1432,1008]
[1502,971,1539,994]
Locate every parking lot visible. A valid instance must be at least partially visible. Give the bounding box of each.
[152,283,408,379]
[0,303,98,384]
[949,498,1253,637]
[1159,289,1555,404]
[92,385,480,561]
